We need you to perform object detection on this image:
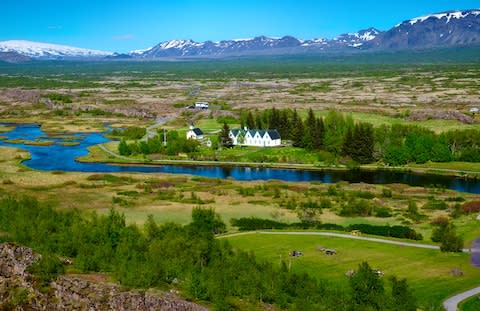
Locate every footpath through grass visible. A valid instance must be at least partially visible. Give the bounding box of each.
[227,233,480,308]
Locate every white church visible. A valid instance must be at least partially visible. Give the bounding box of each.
[229,128,281,147]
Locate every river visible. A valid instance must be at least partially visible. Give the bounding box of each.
[1,123,479,194]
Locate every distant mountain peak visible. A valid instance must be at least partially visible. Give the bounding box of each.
[2,8,480,60]
[396,9,480,27]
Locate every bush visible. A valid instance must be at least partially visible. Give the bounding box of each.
[230,217,289,231]
[340,198,373,217]
[461,201,480,214]
[28,254,65,288]
[348,224,422,240]
[423,199,448,210]
[375,207,392,218]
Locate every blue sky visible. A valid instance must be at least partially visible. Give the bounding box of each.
[2,0,479,52]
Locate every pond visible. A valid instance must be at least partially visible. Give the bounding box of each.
[1,123,480,194]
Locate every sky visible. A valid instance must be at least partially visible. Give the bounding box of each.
[2,0,479,52]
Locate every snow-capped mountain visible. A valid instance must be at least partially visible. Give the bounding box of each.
[0,40,113,59]
[369,9,480,49]
[134,9,480,58]
[137,36,304,58]
[1,9,479,61]
[333,28,382,48]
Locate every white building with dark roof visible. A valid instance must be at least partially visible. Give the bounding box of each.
[229,128,281,147]
[186,124,204,140]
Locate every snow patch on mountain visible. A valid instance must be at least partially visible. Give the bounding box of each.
[0,40,112,58]
[396,9,480,27]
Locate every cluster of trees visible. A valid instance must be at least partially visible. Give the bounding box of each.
[240,108,480,165]
[118,130,199,156]
[0,196,417,310]
[430,217,464,252]
[111,126,146,140]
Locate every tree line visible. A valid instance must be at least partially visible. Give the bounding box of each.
[0,196,417,310]
[240,108,480,165]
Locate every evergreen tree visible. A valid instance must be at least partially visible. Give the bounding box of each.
[291,117,305,148]
[342,126,354,157]
[303,108,316,150]
[219,122,233,147]
[349,123,375,164]
[246,112,255,129]
[313,117,324,150]
[278,109,290,139]
[255,114,263,130]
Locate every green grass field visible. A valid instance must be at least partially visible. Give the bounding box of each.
[460,294,480,311]
[227,233,480,308]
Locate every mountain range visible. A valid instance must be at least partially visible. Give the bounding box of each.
[0,9,479,62]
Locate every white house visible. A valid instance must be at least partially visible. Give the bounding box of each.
[194,102,209,109]
[470,107,479,114]
[186,125,204,140]
[229,128,281,147]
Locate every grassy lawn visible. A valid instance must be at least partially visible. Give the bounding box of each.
[460,294,480,311]
[313,111,480,133]
[227,233,480,308]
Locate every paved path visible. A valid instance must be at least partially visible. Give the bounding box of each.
[97,144,132,161]
[443,286,480,311]
[141,116,173,141]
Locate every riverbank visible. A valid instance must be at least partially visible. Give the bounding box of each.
[78,143,480,180]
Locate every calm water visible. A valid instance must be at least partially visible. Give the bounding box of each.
[1,123,479,194]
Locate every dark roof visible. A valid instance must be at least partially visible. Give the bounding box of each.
[267,130,281,140]
[192,128,203,135]
[231,129,241,137]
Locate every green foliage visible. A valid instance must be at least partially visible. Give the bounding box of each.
[0,196,361,309]
[111,126,146,140]
[389,276,417,311]
[43,93,72,103]
[28,253,65,289]
[340,198,374,217]
[350,262,385,310]
[219,122,233,147]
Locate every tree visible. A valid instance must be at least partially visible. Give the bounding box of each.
[219,122,233,147]
[291,116,304,148]
[440,224,464,252]
[303,108,316,150]
[389,276,417,311]
[118,139,130,156]
[350,123,375,164]
[313,117,324,150]
[350,261,385,310]
[246,111,255,129]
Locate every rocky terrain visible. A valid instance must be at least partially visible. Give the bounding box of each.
[0,243,208,310]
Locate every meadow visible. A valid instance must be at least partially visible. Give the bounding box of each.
[227,233,480,308]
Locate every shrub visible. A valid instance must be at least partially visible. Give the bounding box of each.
[382,188,392,198]
[340,198,373,217]
[423,199,448,210]
[461,201,480,214]
[375,207,392,218]
[348,224,422,240]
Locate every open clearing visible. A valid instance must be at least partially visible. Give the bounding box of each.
[227,233,480,308]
